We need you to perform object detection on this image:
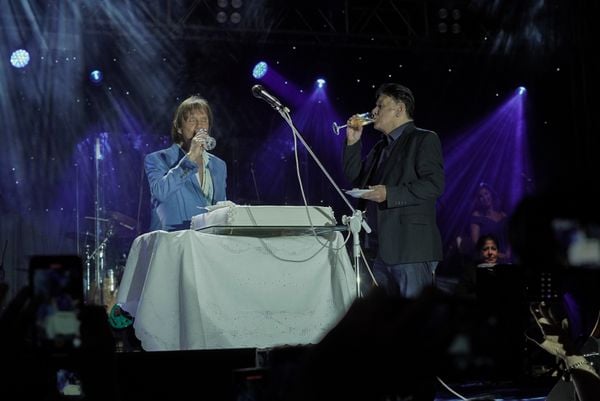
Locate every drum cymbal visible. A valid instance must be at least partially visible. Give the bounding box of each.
[110,227,137,238]
[108,211,137,231]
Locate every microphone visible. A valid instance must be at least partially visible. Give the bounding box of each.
[252,85,289,112]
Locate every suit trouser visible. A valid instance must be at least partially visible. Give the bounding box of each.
[372,259,437,298]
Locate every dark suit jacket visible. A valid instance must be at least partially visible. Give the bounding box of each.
[343,121,444,264]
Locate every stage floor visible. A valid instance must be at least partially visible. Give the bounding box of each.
[110,347,557,401]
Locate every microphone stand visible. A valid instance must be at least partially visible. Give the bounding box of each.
[273,104,371,298]
[250,162,261,204]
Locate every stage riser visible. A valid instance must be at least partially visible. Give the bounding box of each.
[115,348,256,401]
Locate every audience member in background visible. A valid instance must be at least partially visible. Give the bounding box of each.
[277,286,459,401]
[0,285,117,400]
[476,234,501,267]
[470,182,510,261]
[145,95,227,231]
[454,234,504,299]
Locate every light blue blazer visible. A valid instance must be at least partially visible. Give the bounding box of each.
[145,144,227,231]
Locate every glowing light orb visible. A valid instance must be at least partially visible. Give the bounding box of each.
[252,61,268,79]
[89,69,103,85]
[10,49,30,68]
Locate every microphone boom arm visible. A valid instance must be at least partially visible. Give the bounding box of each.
[279,110,370,233]
[266,101,372,298]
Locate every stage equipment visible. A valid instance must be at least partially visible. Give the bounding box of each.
[251,85,289,113]
[252,61,268,79]
[76,136,136,306]
[81,214,134,307]
[332,112,374,135]
[10,49,30,68]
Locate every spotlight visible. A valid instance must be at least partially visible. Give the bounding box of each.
[437,7,461,35]
[10,49,30,68]
[252,61,268,79]
[517,86,527,95]
[216,11,228,23]
[230,12,241,24]
[89,69,103,85]
[316,78,326,88]
[216,0,243,24]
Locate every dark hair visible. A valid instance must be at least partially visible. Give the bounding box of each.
[474,182,501,211]
[477,182,498,197]
[375,83,415,118]
[476,234,499,251]
[171,95,213,144]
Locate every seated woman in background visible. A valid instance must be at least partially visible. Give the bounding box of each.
[476,234,501,268]
[470,182,511,261]
[454,234,506,298]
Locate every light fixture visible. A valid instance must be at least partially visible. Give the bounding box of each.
[89,69,103,85]
[10,49,30,68]
[252,61,268,79]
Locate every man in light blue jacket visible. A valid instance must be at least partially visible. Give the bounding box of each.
[145,95,227,231]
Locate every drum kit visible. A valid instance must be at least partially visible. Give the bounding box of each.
[67,210,138,307]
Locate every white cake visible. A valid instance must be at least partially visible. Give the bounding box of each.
[191,204,337,231]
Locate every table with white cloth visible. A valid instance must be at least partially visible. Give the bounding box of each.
[116,229,357,351]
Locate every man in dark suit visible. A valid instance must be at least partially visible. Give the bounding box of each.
[343,83,444,298]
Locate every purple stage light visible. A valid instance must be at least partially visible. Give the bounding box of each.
[248,78,348,208]
[438,89,532,253]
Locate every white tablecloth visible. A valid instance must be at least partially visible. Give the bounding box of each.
[116,230,357,351]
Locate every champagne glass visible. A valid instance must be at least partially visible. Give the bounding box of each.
[332,112,375,135]
[193,128,216,151]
